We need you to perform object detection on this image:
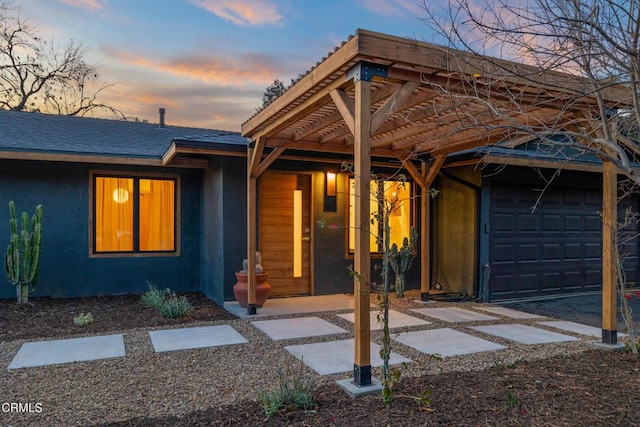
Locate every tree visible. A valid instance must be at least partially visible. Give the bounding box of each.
[260,78,286,109]
[259,74,307,110]
[420,0,640,186]
[420,0,639,351]
[0,1,122,117]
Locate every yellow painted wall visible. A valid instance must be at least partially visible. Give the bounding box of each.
[432,166,480,296]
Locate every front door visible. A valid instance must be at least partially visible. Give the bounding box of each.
[259,172,312,296]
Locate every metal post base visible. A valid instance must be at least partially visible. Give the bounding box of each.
[420,292,431,302]
[247,304,257,315]
[353,364,371,386]
[601,329,617,345]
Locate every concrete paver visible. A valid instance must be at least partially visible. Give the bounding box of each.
[148,325,248,353]
[336,309,431,330]
[8,334,125,369]
[284,339,411,375]
[470,324,579,344]
[251,316,348,340]
[394,327,506,357]
[411,306,499,322]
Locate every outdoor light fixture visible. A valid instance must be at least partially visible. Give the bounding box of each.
[326,172,336,196]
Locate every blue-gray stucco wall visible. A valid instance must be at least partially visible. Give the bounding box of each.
[199,157,247,305]
[0,159,202,299]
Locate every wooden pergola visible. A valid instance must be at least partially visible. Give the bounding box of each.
[241,29,628,386]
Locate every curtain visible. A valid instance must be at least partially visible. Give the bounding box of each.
[95,177,133,251]
[139,179,174,251]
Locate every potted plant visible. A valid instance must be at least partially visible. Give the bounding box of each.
[233,251,271,307]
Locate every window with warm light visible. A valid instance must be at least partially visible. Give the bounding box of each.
[93,175,176,254]
[348,178,412,254]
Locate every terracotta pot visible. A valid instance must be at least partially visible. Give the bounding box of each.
[233,272,271,307]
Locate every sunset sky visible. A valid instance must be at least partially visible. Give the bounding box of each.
[15,0,443,131]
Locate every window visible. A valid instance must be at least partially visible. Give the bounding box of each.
[348,178,412,253]
[93,175,176,254]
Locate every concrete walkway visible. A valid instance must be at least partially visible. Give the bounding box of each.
[6,299,613,374]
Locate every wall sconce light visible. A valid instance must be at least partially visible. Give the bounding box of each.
[326,172,336,197]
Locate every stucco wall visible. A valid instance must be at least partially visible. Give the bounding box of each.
[432,165,481,296]
[0,159,202,299]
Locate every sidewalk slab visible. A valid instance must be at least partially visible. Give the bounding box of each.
[475,306,545,319]
[470,324,579,344]
[148,325,248,353]
[410,307,499,323]
[285,339,411,375]
[337,309,431,330]
[224,294,355,318]
[537,320,607,338]
[252,316,348,340]
[8,334,125,370]
[394,328,506,357]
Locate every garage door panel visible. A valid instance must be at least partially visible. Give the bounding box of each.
[584,243,601,259]
[585,216,601,231]
[564,243,581,259]
[542,244,561,260]
[516,244,537,261]
[518,215,537,231]
[492,213,516,232]
[541,215,561,231]
[491,244,515,262]
[564,215,581,231]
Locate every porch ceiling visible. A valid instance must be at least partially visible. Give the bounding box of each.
[241,29,628,161]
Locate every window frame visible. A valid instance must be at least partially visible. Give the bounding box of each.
[89,171,180,258]
[345,175,415,257]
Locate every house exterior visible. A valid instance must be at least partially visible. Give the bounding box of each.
[1,108,634,305]
[2,30,636,324]
[0,109,420,303]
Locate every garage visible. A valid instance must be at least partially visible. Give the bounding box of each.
[487,172,639,301]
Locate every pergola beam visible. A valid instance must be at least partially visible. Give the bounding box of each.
[330,89,355,135]
[255,146,285,178]
[371,81,420,133]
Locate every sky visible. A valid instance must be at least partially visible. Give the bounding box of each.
[14,0,444,132]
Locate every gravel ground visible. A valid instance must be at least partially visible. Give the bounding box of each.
[0,290,635,426]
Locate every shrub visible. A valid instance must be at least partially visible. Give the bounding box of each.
[624,338,640,354]
[141,282,171,309]
[142,282,193,319]
[257,360,316,418]
[158,293,193,319]
[74,312,94,326]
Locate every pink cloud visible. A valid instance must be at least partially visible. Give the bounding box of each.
[188,0,282,26]
[56,0,103,11]
[103,45,291,86]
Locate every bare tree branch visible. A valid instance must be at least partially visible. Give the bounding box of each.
[0,0,124,118]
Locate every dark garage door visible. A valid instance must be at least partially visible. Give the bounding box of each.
[488,181,639,300]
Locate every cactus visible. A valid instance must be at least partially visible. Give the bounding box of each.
[389,227,418,298]
[240,251,263,274]
[4,201,43,304]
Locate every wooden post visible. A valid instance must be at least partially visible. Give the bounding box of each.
[420,162,430,301]
[246,146,257,315]
[353,78,372,386]
[601,159,617,344]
